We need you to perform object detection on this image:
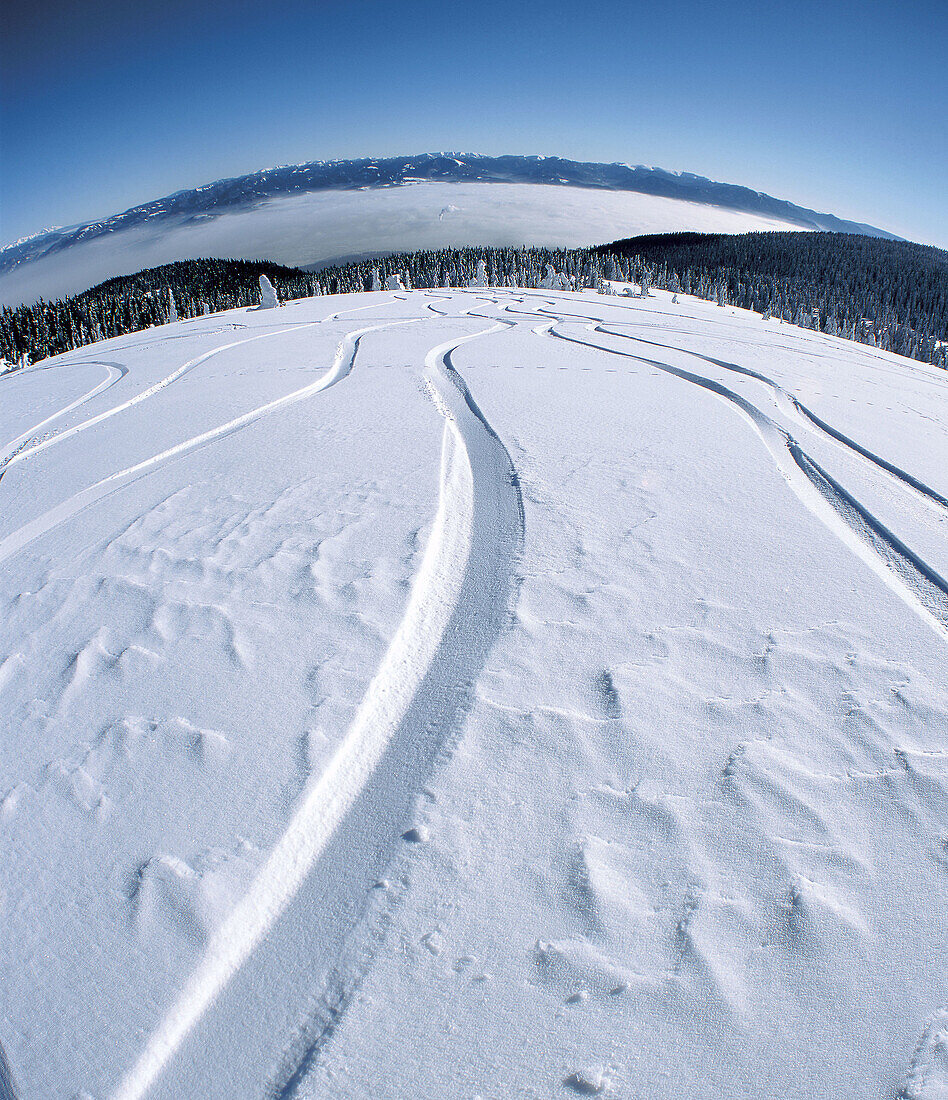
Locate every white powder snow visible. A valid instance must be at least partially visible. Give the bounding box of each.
[0,287,946,1099]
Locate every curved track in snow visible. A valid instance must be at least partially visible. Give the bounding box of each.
[0,295,404,485]
[502,293,948,515]
[0,360,127,481]
[596,323,948,515]
[0,327,315,478]
[0,319,417,568]
[470,291,948,642]
[109,317,523,1100]
[541,315,948,642]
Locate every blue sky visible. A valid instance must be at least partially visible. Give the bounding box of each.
[2,0,946,248]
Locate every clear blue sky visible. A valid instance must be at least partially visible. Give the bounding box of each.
[2,0,946,248]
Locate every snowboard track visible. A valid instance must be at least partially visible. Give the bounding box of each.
[0,318,419,570]
[109,314,523,1100]
[0,295,404,486]
[0,359,127,482]
[0,1041,17,1100]
[541,315,948,642]
[502,292,948,514]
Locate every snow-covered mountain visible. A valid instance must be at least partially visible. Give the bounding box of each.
[0,153,898,306]
[1,284,946,1099]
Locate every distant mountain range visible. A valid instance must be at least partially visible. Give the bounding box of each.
[0,154,900,306]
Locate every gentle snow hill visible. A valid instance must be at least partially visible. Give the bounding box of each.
[0,287,947,1100]
[0,153,900,306]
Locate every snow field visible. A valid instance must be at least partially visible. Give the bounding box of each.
[0,288,946,1098]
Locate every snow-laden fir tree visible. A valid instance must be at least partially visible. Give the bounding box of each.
[469,259,488,288]
[167,288,178,322]
[371,268,381,292]
[258,274,280,309]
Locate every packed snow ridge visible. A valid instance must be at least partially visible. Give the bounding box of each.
[0,284,946,1100]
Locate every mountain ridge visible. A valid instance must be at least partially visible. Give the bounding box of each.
[0,153,899,275]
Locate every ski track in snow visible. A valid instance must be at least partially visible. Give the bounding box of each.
[500,296,944,501]
[530,309,948,642]
[5,288,946,1097]
[593,322,948,515]
[0,328,311,479]
[0,360,127,481]
[0,1042,17,1100]
[0,295,402,484]
[109,311,523,1100]
[504,294,948,516]
[0,317,421,570]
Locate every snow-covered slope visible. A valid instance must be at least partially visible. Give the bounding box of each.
[1,288,946,1100]
[0,153,899,307]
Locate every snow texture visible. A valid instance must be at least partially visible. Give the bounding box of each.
[0,286,946,1100]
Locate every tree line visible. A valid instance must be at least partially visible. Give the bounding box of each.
[2,233,945,371]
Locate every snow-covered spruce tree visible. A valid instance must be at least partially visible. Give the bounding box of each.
[167,288,178,322]
[371,268,381,292]
[258,275,280,309]
[469,259,488,288]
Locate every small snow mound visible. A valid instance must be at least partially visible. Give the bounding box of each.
[421,930,444,955]
[0,782,31,822]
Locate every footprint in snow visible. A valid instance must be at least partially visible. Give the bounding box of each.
[563,1067,610,1095]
